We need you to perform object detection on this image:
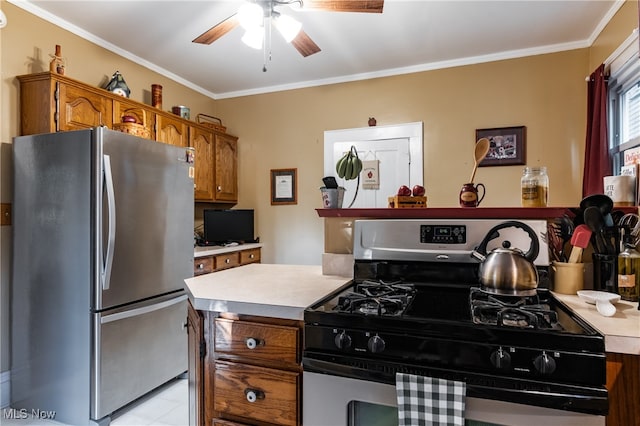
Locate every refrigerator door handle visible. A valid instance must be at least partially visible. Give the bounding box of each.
[102,154,116,290]
[100,294,188,324]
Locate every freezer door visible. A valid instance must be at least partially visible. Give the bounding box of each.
[96,128,194,309]
[91,293,188,420]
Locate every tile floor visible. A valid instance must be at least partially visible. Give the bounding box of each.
[1,378,188,426]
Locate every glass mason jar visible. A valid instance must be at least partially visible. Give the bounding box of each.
[521,166,549,207]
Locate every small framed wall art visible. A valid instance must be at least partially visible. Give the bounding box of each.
[271,168,297,205]
[476,126,526,167]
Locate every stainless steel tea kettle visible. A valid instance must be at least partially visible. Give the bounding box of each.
[471,221,540,296]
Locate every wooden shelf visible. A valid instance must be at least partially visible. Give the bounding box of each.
[316,207,577,219]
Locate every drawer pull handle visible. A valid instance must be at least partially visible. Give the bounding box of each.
[197,263,204,269]
[245,337,264,349]
[245,388,265,403]
[249,254,254,259]
[225,258,231,264]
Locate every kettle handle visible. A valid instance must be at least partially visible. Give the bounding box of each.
[472,220,540,262]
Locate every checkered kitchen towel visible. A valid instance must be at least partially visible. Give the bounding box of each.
[396,373,466,426]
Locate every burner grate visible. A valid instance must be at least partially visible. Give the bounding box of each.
[469,287,562,330]
[334,280,416,316]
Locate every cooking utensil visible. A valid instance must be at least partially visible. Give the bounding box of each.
[584,206,608,254]
[568,224,592,263]
[580,194,614,227]
[469,138,490,184]
[554,214,574,262]
[471,220,540,296]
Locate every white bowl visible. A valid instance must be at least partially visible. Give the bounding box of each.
[577,290,621,305]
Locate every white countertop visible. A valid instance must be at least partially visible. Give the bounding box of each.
[553,292,640,355]
[184,263,350,320]
[194,242,263,257]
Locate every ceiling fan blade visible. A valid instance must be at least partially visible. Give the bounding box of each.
[193,14,239,45]
[301,0,383,13]
[291,29,321,57]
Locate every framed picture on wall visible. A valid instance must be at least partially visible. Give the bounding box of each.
[271,168,297,205]
[476,126,526,167]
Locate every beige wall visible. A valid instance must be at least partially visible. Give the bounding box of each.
[0,0,637,375]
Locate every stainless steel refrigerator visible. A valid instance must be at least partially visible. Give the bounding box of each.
[11,127,194,425]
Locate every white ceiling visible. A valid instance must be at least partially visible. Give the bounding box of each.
[11,0,623,99]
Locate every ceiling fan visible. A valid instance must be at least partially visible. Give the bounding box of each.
[192,0,384,58]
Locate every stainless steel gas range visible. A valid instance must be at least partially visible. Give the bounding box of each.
[303,219,606,426]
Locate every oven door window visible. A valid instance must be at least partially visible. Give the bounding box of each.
[348,401,398,426]
[347,401,502,426]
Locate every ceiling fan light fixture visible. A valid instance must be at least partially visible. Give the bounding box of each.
[242,26,264,49]
[274,13,302,43]
[238,2,264,30]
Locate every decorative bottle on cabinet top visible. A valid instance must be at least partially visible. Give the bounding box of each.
[521,166,548,207]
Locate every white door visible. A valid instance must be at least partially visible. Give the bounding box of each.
[324,122,423,208]
[332,139,410,208]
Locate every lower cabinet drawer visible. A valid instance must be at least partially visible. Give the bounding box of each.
[214,360,299,426]
[193,257,214,276]
[240,248,261,265]
[214,252,240,271]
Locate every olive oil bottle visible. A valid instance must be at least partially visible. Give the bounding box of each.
[617,231,640,302]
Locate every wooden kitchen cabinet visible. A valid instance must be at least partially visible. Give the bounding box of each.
[191,128,238,203]
[193,247,261,276]
[213,133,238,202]
[156,111,188,147]
[210,315,302,426]
[191,126,216,200]
[18,72,239,199]
[187,302,205,426]
[18,72,113,134]
[606,352,640,426]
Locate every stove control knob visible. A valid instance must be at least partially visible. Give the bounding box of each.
[533,352,556,375]
[334,331,352,350]
[367,334,386,353]
[490,347,511,370]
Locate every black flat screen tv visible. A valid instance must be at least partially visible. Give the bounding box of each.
[203,209,255,245]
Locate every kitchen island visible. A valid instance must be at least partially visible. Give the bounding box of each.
[184,264,350,426]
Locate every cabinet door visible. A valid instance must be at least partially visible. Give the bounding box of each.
[187,302,204,426]
[113,100,155,140]
[214,134,238,202]
[191,126,215,201]
[156,112,188,147]
[58,82,113,131]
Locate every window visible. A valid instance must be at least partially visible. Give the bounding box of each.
[608,34,640,172]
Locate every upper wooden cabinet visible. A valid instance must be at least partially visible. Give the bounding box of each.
[18,72,239,204]
[213,133,238,202]
[157,112,189,147]
[18,72,113,134]
[190,126,238,203]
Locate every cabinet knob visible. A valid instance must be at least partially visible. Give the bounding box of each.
[225,258,230,264]
[217,185,222,192]
[244,388,265,403]
[197,263,204,269]
[245,337,264,349]
[249,254,254,259]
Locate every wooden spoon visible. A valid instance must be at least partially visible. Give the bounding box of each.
[469,138,490,183]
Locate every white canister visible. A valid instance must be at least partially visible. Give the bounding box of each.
[603,175,636,207]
